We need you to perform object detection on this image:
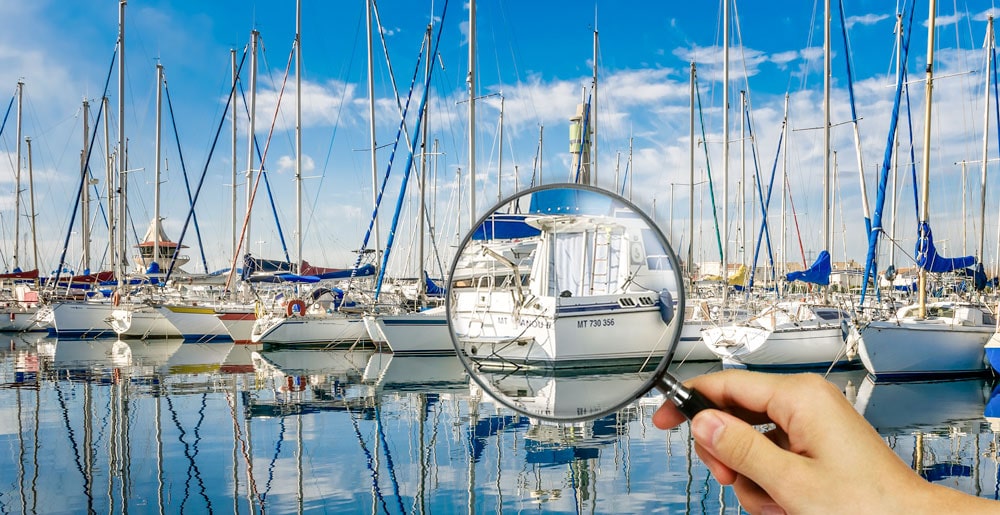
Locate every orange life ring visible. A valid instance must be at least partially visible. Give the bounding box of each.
[285,299,306,317]
[111,291,121,307]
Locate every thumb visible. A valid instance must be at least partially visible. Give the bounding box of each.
[691,410,801,488]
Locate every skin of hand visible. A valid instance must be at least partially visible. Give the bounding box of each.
[652,370,997,515]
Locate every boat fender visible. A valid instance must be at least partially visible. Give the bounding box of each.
[658,289,674,325]
[111,291,121,307]
[286,299,307,317]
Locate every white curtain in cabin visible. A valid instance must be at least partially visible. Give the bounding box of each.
[548,228,624,297]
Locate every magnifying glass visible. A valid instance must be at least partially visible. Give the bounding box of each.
[446,183,714,423]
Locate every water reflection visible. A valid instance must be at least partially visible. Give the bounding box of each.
[855,376,998,497]
[1,335,998,512]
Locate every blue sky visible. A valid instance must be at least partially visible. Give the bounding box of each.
[2,0,1000,278]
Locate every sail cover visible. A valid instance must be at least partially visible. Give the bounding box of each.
[786,250,831,286]
[915,222,976,273]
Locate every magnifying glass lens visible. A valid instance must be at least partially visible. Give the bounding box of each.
[447,184,712,423]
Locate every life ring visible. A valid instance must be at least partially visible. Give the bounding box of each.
[285,299,307,317]
[111,291,121,307]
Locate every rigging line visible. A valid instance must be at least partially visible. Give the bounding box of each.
[164,393,198,514]
[53,380,95,513]
[309,12,363,251]
[345,403,391,515]
[860,4,916,305]
[225,391,261,509]
[162,78,210,274]
[784,167,808,268]
[243,46,297,264]
[349,25,428,285]
[694,73,725,262]
[839,0,871,235]
[375,405,408,515]
[0,92,14,143]
[260,414,286,507]
[167,47,248,286]
[50,47,116,292]
[373,0,450,300]
[748,117,784,290]
[192,393,214,512]
[573,92,592,184]
[221,46,298,289]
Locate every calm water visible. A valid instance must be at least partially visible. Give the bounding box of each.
[1,334,998,514]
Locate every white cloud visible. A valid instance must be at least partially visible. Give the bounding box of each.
[845,13,891,30]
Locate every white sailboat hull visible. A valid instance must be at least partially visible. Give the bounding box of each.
[363,311,452,356]
[0,307,45,332]
[857,319,992,379]
[674,320,719,362]
[454,291,677,365]
[701,323,853,369]
[50,301,116,339]
[216,309,257,344]
[253,313,373,346]
[110,306,182,339]
[157,304,231,343]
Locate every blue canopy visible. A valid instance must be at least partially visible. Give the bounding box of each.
[786,250,831,286]
[247,273,321,284]
[527,187,613,215]
[313,263,375,280]
[915,222,976,273]
[472,213,541,240]
[425,271,446,297]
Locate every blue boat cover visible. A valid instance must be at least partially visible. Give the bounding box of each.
[314,263,375,280]
[425,271,446,296]
[471,213,541,240]
[786,250,831,286]
[915,222,976,273]
[528,188,613,215]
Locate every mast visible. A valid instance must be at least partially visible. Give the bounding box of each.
[822,0,831,303]
[781,93,789,276]
[117,0,127,285]
[231,49,238,265]
[497,95,504,202]
[14,80,22,271]
[978,16,994,265]
[689,62,696,277]
[295,0,303,272]
[740,89,746,269]
[918,0,937,318]
[468,0,477,225]
[104,95,114,279]
[26,137,37,273]
[153,63,163,268]
[722,0,730,291]
[366,0,381,266]
[246,30,259,258]
[890,12,903,270]
[81,99,92,272]
[823,0,832,256]
[418,21,432,301]
[592,14,598,187]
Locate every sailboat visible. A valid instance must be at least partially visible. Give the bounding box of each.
[49,3,132,340]
[0,81,45,332]
[450,186,682,367]
[855,1,994,379]
[109,63,185,340]
[700,0,855,370]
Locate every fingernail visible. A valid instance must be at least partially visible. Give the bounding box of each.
[691,410,725,447]
[761,504,786,515]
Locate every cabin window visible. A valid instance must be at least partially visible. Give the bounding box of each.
[641,229,672,270]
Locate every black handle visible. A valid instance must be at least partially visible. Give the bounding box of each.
[655,375,717,420]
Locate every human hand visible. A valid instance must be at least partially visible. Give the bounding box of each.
[652,369,995,514]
